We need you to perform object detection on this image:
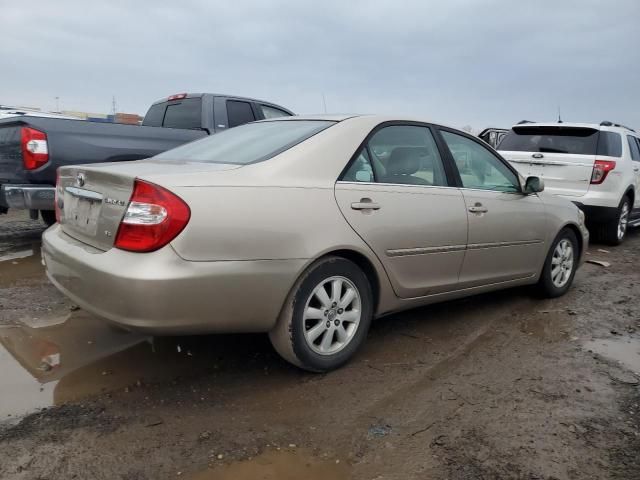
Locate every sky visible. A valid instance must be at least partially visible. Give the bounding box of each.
[1,0,639,130]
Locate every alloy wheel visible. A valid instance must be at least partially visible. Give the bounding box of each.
[551,239,574,288]
[302,276,362,355]
[618,201,629,240]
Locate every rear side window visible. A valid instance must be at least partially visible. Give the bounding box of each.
[628,136,640,162]
[154,120,334,165]
[227,101,256,128]
[597,131,622,157]
[142,103,166,127]
[499,127,599,155]
[260,105,290,119]
[162,98,202,129]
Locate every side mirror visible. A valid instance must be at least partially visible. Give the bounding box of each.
[523,176,544,194]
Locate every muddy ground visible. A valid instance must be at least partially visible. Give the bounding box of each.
[0,209,638,480]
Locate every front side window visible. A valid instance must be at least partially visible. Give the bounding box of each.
[344,125,448,187]
[627,135,640,162]
[153,120,334,165]
[227,100,256,128]
[441,130,520,193]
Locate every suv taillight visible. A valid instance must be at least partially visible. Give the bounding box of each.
[590,160,616,184]
[21,127,49,170]
[114,179,190,252]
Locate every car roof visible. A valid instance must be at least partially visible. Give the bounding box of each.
[261,113,455,126]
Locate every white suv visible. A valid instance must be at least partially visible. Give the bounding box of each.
[498,121,640,245]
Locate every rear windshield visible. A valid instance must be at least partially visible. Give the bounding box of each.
[499,127,622,157]
[142,98,202,129]
[153,120,335,165]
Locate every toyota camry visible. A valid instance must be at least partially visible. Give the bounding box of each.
[42,115,589,371]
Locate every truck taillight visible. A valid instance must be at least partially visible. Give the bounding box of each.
[167,93,187,101]
[590,160,616,184]
[114,179,190,253]
[21,127,49,170]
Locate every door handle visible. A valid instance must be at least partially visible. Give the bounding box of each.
[468,203,488,214]
[351,198,380,210]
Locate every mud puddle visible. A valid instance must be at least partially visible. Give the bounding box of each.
[0,309,279,424]
[584,336,640,375]
[188,449,349,480]
[0,244,44,288]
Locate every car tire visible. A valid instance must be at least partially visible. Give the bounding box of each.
[592,196,630,246]
[268,256,373,372]
[41,210,56,226]
[538,228,579,298]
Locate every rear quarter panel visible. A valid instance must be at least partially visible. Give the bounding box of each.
[169,185,399,316]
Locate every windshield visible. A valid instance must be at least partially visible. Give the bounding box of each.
[153,120,335,165]
[499,127,601,155]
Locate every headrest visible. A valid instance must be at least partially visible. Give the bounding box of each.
[387,147,427,175]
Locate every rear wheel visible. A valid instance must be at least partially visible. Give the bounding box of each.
[41,210,56,226]
[269,256,373,372]
[538,228,579,298]
[591,196,630,246]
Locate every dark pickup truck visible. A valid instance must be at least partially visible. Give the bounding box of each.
[0,93,293,224]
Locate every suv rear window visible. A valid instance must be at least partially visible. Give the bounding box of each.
[142,98,202,129]
[498,126,619,156]
[154,120,334,165]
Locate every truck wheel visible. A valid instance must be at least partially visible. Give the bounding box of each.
[538,228,579,298]
[269,256,373,372]
[592,196,630,246]
[41,210,56,226]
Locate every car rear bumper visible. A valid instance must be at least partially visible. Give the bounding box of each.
[0,184,55,210]
[42,225,305,334]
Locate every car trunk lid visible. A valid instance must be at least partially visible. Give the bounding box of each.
[498,125,605,197]
[58,160,241,251]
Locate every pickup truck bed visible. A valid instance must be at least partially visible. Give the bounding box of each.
[0,93,293,223]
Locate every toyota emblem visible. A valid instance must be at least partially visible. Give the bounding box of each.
[76,172,86,187]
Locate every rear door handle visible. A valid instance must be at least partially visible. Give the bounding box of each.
[351,198,380,210]
[468,204,488,214]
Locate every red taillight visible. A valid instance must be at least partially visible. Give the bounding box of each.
[54,169,62,223]
[590,160,616,184]
[167,93,187,101]
[21,127,49,170]
[114,179,190,252]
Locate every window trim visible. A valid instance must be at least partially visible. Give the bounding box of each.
[435,126,524,194]
[337,121,459,188]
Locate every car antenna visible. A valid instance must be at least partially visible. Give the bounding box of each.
[557,106,563,124]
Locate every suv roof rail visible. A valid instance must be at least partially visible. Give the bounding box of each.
[600,121,636,132]
[516,120,535,125]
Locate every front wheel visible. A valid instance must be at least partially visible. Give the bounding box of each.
[269,256,373,372]
[538,228,579,298]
